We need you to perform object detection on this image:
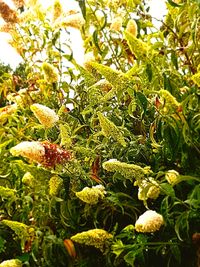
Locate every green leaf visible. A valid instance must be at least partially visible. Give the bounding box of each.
[146,63,153,82]
[124,250,136,267]
[93,30,102,53]
[0,237,6,253]
[112,240,125,258]
[174,212,189,241]
[171,51,178,70]
[136,92,148,118]
[170,244,181,263]
[167,0,183,7]
[160,183,175,197]
[78,0,86,19]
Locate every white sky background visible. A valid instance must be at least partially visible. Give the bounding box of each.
[0,0,167,69]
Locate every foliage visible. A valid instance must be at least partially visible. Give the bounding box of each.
[0,0,199,266]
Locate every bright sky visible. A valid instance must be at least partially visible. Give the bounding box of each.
[0,0,167,69]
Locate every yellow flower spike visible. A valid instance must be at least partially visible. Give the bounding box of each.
[191,72,200,87]
[135,210,164,233]
[49,176,63,196]
[52,0,63,22]
[30,103,59,128]
[1,220,29,239]
[0,186,16,198]
[54,12,85,30]
[0,259,22,267]
[124,31,149,60]
[41,62,59,83]
[126,19,138,37]
[71,229,113,252]
[97,112,126,147]
[76,185,106,205]
[102,159,151,181]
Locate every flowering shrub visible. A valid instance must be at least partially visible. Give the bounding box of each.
[0,0,199,266]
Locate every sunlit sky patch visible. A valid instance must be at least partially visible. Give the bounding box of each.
[0,0,167,68]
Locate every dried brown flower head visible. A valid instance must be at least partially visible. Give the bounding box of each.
[0,1,19,23]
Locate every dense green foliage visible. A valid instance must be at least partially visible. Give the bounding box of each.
[0,0,200,266]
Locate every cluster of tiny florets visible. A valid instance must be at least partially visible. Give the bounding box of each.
[0,259,22,267]
[76,185,106,204]
[134,178,160,201]
[54,11,85,30]
[30,103,59,128]
[98,112,126,147]
[135,210,164,233]
[71,229,113,252]
[0,1,19,24]
[49,176,63,196]
[102,159,151,181]
[41,141,72,167]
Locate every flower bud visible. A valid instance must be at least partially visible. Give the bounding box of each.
[126,19,137,37]
[165,170,180,185]
[22,172,35,188]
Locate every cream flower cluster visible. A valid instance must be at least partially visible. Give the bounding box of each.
[165,170,180,185]
[0,259,22,267]
[71,229,113,252]
[10,141,45,163]
[102,159,151,181]
[76,185,106,205]
[135,178,160,201]
[135,210,164,233]
[30,103,59,128]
